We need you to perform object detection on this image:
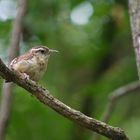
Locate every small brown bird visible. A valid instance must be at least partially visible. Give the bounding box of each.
[9,45,58,82]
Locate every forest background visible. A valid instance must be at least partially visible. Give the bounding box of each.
[0,0,139,140]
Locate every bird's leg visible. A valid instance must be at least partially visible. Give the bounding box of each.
[22,73,38,85]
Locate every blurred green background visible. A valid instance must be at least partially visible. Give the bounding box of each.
[0,0,139,140]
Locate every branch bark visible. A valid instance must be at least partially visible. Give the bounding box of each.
[0,0,27,140]
[0,59,129,140]
[129,0,140,79]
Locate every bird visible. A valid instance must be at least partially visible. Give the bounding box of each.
[9,45,58,82]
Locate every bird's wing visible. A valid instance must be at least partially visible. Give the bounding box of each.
[9,52,34,67]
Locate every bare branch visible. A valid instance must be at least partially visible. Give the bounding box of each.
[129,0,140,79]
[0,59,130,140]
[0,0,27,139]
[102,81,140,123]
[8,0,27,60]
[94,81,140,140]
[0,83,13,140]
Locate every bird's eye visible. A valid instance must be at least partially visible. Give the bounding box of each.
[40,50,45,54]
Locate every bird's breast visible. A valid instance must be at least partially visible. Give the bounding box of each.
[38,58,48,70]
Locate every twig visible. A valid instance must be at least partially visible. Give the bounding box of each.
[0,59,129,140]
[94,81,140,140]
[0,0,27,140]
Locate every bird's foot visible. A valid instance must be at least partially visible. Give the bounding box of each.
[22,73,30,80]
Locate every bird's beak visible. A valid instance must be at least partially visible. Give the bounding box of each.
[49,49,59,53]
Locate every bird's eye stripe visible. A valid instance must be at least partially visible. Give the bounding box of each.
[32,49,46,54]
[31,48,45,52]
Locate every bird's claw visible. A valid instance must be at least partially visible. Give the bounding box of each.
[21,73,30,80]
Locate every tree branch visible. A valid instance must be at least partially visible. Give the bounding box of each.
[94,81,140,140]
[101,81,140,123]
[0,59,129,140]
[129,0,140,79]
[9,0,27,59]
[0,0,27,139]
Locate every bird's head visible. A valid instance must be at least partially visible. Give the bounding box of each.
[30,45,58,60]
